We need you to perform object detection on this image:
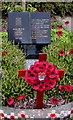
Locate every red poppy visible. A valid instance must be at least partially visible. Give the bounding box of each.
[70,110,73,114]
[50,98,59,104]
[69,49,73,54]
[33,82,45,91]
[0,113,4,117]
[7,97,14,105]
[50,113,56,118]
[34,10,39,12]
[17,94,26,100]
[21,114,26,118]
[49,74,58,81]
[64,21,70,25]
[59,50,65,56]
[58,85,65,91]
[10,116,15,119]
[2,51,7,56]
[64,84,72,92]
[58,25,63,29]
[56,31,63,36]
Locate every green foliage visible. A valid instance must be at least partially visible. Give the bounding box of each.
[51,22,73,43]
[28,2,73,17]
[1,32,34,106]
[43,40,73,101]
[2,2,23,16]
[26,4,37,12]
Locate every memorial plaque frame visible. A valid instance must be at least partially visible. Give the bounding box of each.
[8,12,51,58]
[8,12,51,45]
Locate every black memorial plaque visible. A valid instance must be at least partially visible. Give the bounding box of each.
[8,12,51,45]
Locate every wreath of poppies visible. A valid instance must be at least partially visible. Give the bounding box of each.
[24,61,59,91]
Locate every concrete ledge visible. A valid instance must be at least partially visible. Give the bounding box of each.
[0,102,73,118]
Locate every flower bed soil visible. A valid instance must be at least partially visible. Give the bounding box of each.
[7,95,69,109]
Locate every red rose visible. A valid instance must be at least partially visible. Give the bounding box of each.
[7,97,14,105]
[64,21,70,25]
[64,84,72,92]
[69,49,73,54]
[56,31,63,36]
[58,25,63,29]
[50,98,59,104]
[59,50,65,56]
[17,94,26,100]
[2,51,7,56]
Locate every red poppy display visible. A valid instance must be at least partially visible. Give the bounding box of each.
[24,61,59,91]
[17,94,26,100]
[18,53,65,108]
[56,31,63,36]
[7,97,14,105]
[64,21,70,25]
[64,84,72,92]
[69,49,73,54]
[50,98,59,104]
[58,25,63,29]
[2,52,7,56]
[59,50,65,56]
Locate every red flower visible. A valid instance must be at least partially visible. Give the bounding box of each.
[50,113,56,118]
[50,98,59,104]
[64,84,72,92]
[21,114,26,118]
[58,85,65,91]
[34,10,39,12]
[17,94,26,100]
[2,51,7,56]
[0,113,4,117]
[70,110,73,114]
[10,116,15,119]
[7,97,14,105]
[69,49,73,54]
[64,21,70,25]
[58,25,63,29]
[59,50,65,56]
[56,31,63,36]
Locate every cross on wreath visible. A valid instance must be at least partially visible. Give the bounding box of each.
[18,53,64,109]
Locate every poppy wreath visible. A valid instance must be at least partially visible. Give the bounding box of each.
[18,53,64,92]
[18,53,64,108]
[24,61,59,91]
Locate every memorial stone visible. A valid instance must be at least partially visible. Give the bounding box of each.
[8,12,51,58]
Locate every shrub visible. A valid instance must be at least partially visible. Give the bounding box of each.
[51,22,73,43]
[28,2,73,17]
[2,2,23,16]
[1,32,34,106]
[42,40,73,102]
